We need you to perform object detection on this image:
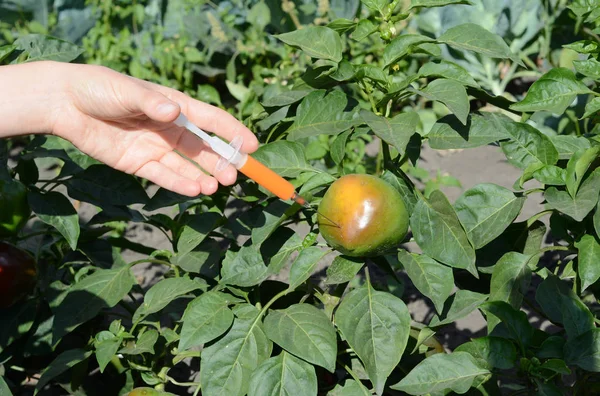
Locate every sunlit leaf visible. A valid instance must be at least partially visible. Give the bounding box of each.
[335,279,411,395]
[264,304,337,372]
[390,351,489,395]
[510,68,591,114]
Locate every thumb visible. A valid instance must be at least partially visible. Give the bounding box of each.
[138,90,181,122]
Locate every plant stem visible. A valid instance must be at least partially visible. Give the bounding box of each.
[166,376,201,387]
[361,80,379,114]
[259,288,289,317]
[523,188,544,195]
[537,245,573,255]
[128,258,179,276]
[527,210,553,227]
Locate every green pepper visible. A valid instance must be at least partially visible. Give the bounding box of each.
[0,178,31,237]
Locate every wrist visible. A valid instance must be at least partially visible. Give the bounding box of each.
[0,60,72,138]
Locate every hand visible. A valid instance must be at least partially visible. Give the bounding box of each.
[47,63,258,197]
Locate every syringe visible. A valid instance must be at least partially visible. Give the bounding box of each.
[173,113,327,215]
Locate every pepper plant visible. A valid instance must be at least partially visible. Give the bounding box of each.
[2,0,600,395]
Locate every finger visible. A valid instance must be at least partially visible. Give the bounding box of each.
[135,161,207,197]
[138,82,259,154]
[159,151,205,181]
[174,130,238,186]
[117,79,181,123]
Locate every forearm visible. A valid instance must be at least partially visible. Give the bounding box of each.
[0,61,71,138]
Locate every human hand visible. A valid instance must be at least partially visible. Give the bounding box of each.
[49,63,259,197]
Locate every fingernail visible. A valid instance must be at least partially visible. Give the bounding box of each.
[157,102,179,116]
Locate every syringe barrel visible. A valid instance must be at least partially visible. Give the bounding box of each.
[236,155,296,201]
[209,136,244,165]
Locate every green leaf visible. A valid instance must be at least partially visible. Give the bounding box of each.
[545,168,600,221]
[351,19,378,41]
[330,129,353,165]
[380,170,418,213]
[327,379,371,396]
[532,165,566,186]
[397,251,453,313]
[196,84,222,106]
[176,212,222,255]
[383,34,435,67]
[325,255,364,284]
[455,336,516,370]
[28,190,80,250]
[390,351,490,395]
[360,110,419,155]
[355,64,387,85]
[53,266,136,342]
[417,79,469,125]
[479,301,534,348]
[500,122,559,170]
[65,164,148,206]
[574,58,600,80]
[335,279,411,395]
[132,277,205,322]
[487,252,533,330]
[247,0,271,30]
[418,60,479,87]
[248,351,317,396]
[537,336,565,359]
[0,376,11,395]
[535,275,595,338]
[0,44,15,63]
[251,201,297,245]
[539,359,571,375]
[327,18,357,34]
[427,112,511,150]
[429,290,488,327]
[288,247,329,291]
[454,183,525,249]
[221,246,269,288]
[583,97,600,119]
[0,300,37,354]
[179,292,241,351]
[410,0,473,8]
[200,305,272,396]
[95,336,122,373]
[550,135,591,160]
[252,141,315,178]
[594,201,600,238]
[275,26,342,62]
[510,68,591,114]
[285,90,357,141]
[13,34,83,63]
[265,230,304,275]
[264,304,337,372]
[410,190,477,276]
[172,239,220,278]
[563,40,600,54]
[489,251,533,303]
[565,328,600,372]
[257,106,290,131]
[35,349,92,392]
[360,0,389,14]
[568,0,600,18]
[119,329,158,355]
[438,23,515,61]
[261,90,312,107]
[565,146,600,197]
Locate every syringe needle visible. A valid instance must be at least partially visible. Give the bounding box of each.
[293,196,340,228]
